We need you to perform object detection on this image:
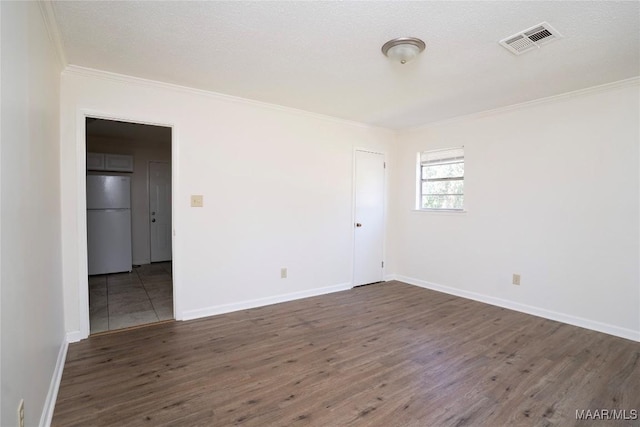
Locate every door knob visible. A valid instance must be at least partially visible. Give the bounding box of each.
[152,219,156,223]
[356,223,362,227]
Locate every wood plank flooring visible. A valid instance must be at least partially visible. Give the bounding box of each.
[53,281,640,426]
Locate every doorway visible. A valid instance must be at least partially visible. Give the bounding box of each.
[353,150,385,286]
[86,118,174,334]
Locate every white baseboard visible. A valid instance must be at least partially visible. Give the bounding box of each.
[395,275,640,342]
[182,282,352,321]
[39,338,69,427]
[65,330,83,343]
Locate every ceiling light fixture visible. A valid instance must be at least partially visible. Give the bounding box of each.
[381,37,426,64]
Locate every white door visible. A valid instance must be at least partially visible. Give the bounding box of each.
[149,161,172,262]
[353,150,385,286]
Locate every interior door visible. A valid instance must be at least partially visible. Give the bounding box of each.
[149,161,172,262]
[353,150,385,286]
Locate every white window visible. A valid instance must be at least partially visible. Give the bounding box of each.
[418,147,464,210]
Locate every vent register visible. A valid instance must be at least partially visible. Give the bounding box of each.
[499,22,563,55]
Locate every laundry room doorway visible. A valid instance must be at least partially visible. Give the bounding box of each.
[85,118,174,334]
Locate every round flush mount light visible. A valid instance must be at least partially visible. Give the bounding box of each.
[381,37,426,64]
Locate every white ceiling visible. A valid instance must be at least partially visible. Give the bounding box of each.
[52,1,639,129]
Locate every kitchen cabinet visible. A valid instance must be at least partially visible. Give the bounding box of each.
[87,152,134,172]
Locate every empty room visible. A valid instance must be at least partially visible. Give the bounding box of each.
[1,1,638,426]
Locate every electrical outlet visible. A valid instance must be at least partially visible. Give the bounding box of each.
[18,399,24,427]
[190,195,203,207]
[512,274,521,286]
[281,268,287,279]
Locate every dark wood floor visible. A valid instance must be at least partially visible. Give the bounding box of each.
[53,281,640,427]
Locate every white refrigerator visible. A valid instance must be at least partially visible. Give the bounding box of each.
[87,175,132,275]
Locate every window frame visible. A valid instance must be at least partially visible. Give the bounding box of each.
[416,147,465,212]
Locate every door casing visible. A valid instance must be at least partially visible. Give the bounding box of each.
[76,110,178,339]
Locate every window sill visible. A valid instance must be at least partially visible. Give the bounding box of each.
[412,209,467,215]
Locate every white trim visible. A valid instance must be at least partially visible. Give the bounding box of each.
[76,110,178,339]
[395,275,640,342]
[39,338,68,427]
[0,1,3,422]
[352,148,387,155]
[404,76,640,132]
[171,126,181,320]
[411,209,467,215]
[63,68,638,135]
[38,0,67,68]
[65,331,82,343]
[62,65,388,132]
[182,283,352,321]
[82,110,175,130]
[77,112,90,339]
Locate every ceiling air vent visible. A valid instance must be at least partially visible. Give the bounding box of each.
[499,22,563,55]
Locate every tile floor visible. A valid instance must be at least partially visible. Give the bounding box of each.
[89,262,173,334]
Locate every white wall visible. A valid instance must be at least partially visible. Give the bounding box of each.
[87,135,172,265]
[391,81,640,340]
[60,68,394,337]
[1,2,65,426]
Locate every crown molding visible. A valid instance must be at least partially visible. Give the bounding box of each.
[38,0,68,68]
[62,64,637,134]
[402,76,640,133]
[62,65,391,133]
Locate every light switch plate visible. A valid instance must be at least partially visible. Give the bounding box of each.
[191,195,203,207]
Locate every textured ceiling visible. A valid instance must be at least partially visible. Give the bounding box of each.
[52,1,640,129]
